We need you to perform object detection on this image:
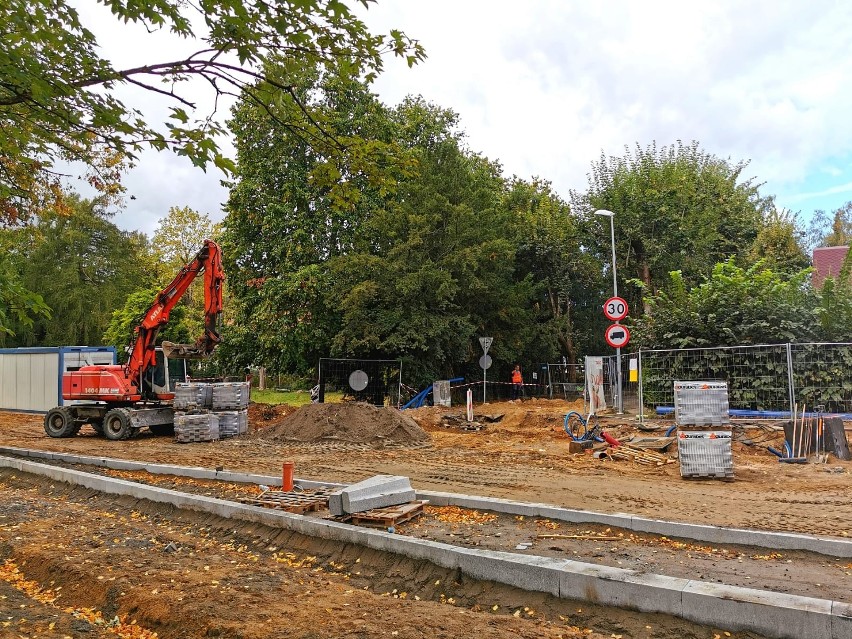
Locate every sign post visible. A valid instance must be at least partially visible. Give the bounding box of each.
[602,297,629,415]
[478,337,493,404]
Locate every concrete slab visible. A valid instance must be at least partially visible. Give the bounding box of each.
[328,490,345,517]
[340,475,415,513]
[454,548,565,597]
[559,561,687,615]
[832,601,852,639]
[682,580,834,639]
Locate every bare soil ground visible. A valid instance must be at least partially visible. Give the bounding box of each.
[0,469,756,639]
[0,400,850,638]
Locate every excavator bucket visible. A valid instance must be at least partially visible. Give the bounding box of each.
[162,341,210,360]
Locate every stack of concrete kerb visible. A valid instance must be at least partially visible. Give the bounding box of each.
[173,381,250,442]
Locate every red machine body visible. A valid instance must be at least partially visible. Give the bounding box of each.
[62,239,224,404]
[44,239,225,440]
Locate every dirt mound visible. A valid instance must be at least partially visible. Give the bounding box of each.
[254,402,431,447]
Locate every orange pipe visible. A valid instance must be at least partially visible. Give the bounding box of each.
[282,462,294,492]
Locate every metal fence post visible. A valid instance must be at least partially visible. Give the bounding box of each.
[785,342,795,418]
[637,348,644,427]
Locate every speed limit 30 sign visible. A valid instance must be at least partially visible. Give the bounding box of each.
[603,296,629,321]
[605,323,630,348]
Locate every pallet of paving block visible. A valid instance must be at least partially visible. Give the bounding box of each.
[239,489,331,513]
[345,500,429,528]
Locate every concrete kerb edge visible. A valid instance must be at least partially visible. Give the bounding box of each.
[0,454,848,639]
[2,446,850,558]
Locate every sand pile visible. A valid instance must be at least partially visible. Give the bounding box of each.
[253,402,431,447]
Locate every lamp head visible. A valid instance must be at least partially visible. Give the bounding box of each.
[594,209,615,217]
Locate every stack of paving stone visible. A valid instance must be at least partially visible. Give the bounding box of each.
[172,381,250,441]
[174,412,220,443]
[673,381,730,426]
[173,382,213,411]
[211,382,251,410]
[674,381,733,478]
[217,410,248,438]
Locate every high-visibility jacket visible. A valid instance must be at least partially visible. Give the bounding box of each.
[511,370,522,384]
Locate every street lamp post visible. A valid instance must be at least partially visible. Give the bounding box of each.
[595,209,623,415]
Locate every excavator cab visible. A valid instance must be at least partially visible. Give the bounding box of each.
[142,347,190,400]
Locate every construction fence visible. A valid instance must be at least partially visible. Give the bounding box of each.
[638,342,852,419]
[434,342,851,419]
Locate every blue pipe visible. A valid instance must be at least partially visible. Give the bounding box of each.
[402,378,465,409]
[655,407,852,420]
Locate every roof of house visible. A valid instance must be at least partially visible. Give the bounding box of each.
[812,245,850,288]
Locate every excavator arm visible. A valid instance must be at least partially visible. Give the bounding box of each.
[125,239,224,387]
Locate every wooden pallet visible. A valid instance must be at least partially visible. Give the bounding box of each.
[608,445,676,467]
[239,488,334,514]
[344,500,428,528]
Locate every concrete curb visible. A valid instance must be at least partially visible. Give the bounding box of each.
[1,453,849,639]
[2,446,851,558]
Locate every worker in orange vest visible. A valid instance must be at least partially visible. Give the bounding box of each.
[511,364,523,401]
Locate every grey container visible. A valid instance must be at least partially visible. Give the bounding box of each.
[174,412,220,443]
[211,382,251,410]
[677,430,734,478]
[173,383,212,410]
[217,410,248,438]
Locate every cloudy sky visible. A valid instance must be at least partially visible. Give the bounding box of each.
[87,0,852,236]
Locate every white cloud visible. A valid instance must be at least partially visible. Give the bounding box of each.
[69,0,852,233]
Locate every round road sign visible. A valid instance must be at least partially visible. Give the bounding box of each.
[348,369,369,391]
[603,296,629,321]
[478,354,493,370]
[604,323,630,349]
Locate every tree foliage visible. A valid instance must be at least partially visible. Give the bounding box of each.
[745,204,810,273]
[0,247,50,341]
[3,194,152,346]
[102,286,190,362]
[573,140,769,313]
[0,0,423,223]
[631,257,852,349]
[508,178,603,366]
[328,97,540,382]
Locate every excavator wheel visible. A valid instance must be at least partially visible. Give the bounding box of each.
[90,419,105,436]
[43,407,78,438]
[103,408,133,441]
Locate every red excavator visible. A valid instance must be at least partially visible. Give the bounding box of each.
[43,239,225,440]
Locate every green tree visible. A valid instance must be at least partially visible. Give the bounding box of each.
[222,62,407,373]
[633,259,818,349]
[0,245,50,342]
[824,202,852,247]
[507,177,603,368]
[152,206,219,271]
[9,194,153,346]
[102,286,190,362]
[746,204,810,273]
[807,202,852,249]
[573,140,769,313]
[815,248,852,341]
[327,98,540,384]
[0,0,423,223]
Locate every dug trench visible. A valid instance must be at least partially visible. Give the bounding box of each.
[0,468,765,639]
